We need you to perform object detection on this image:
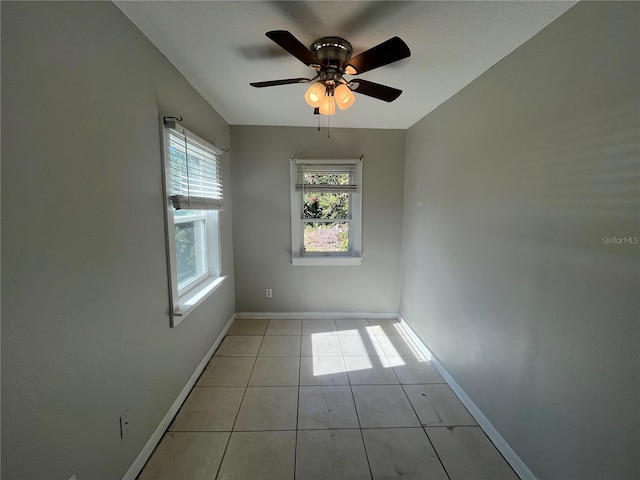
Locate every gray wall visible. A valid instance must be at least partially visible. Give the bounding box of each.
[1,3,235,479]
[231,126,405,313]
[399,2,639,480]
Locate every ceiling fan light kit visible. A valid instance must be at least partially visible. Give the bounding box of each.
[304,82,326,108]
[334,84,355,110]
[305,82,354,115]
[319,94,336,116]
[251,30,410,118]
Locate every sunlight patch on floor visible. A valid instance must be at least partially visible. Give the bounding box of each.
[386,355,408,368]
[309,320,433,377]
[311,356,350,376]
[310,327,431,376]
[366,329,388,358]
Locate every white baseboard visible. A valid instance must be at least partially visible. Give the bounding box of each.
[122,313,236,480]
[397,315,536,480]
[236,311,399,320]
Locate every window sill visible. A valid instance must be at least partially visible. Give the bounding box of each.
[292,256,361,266]
[172,275,227,327]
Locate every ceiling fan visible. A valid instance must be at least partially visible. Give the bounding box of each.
[250,31,410,115]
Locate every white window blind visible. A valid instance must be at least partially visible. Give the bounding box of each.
[294,160,361,193]
[167,126,223,210]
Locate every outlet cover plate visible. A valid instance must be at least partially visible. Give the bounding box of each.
[120,410,130,438]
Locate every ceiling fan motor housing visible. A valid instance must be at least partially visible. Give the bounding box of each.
[311,36,353,82]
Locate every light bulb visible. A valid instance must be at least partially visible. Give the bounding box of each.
[334,84,355,110]
[319,94,336,115]
[304,82,326,108]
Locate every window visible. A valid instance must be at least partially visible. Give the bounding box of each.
[161,119,225,326]
[290,158,362,266]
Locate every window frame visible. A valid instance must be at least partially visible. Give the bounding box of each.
[172,210,220,296]
[161,119,226,326]
[290,158,363,266]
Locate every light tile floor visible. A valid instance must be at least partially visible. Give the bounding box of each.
[138,317,520,480]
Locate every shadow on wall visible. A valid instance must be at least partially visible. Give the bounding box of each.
[432,99,639,252]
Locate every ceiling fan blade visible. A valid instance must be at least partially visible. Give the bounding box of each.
[250,78,312,88]
[344,37,410,75]
[265,30,322,67]
[349,79,402,102]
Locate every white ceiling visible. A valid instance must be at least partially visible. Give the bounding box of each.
[115,1,576,130]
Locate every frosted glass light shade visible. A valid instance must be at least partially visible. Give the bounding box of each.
[304,82,326,107]
[319,95,336,115]
[334,84,355,110]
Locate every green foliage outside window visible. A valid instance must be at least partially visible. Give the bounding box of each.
[302,173,350,220]
[302,173,351,252]
[175,222,196,285]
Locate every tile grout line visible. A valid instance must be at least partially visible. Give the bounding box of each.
[293,319,303,480]
[462,425,523,480]
[213,327,266,480]
[385,319,452,478]
[345,319,374,480]
[169,425,478,433]
[399,381,452,480]
[299,317,341,480]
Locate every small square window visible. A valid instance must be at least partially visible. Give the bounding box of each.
[290,159,362,266]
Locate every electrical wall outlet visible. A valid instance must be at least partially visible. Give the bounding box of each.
[120,410,130,438]
[265,288,273,298]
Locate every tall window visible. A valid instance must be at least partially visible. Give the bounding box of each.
[162,119,225,326]
[290,158,362,266]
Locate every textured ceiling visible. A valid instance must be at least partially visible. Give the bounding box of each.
[115,1,576,129]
